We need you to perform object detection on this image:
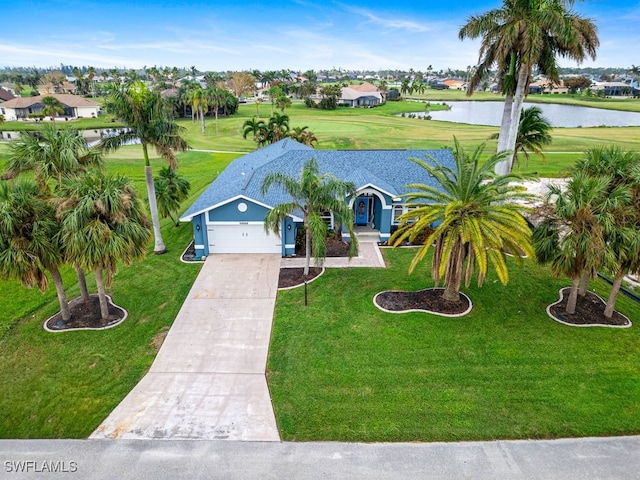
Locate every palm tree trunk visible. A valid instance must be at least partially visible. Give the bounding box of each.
[49,266,71,322]
[495,92,514,175]
[504,65,530,169]
[200,107,205,134]
[215,110,219,135]
[142,143,167,254]
[95,267,110,322]
[442,240,464,302]
[578,269,591,297]
[566,276,581,315]
[604,272,625,318]
[75,266,90,302]
[304,221,311,276]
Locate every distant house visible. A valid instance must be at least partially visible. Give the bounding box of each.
[0,87,17,103]
[180,139,456,257]
[528,80,568,95]
[593,82,639,97]
[442,80,468,91]
[341,82,383,107]
[0,94,100,121]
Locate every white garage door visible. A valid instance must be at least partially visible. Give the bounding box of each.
[207,223,282,254]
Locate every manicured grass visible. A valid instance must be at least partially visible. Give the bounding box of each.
[268,248,640,442]
[1,96,639,438]
[0,148,238,438]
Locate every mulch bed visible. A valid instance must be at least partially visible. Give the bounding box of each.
[375,288,471,315]
[296,238,352,257]
[278,267,323,289]
[548,288,631,327]
[45,295,127,331]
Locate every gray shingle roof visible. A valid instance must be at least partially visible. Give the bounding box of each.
[180,139,455,221]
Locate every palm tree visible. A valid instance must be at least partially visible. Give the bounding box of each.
[4,124,103,189]
[207,86,227,135]
[242,117,269,148]
[390,139,535,302]
[99,80,188,254]
[261,158,358,275]
[154,166,191,226]
[41,96,64,122]
[188,86,209,133]
[268,112,290,142]
[55,172,151,321]
[460,0,599,174]
[0,180,71,321]
[288,126,318,147]
[3,124,103,301]
[489,106,552,169]
[573,145,640,318]
[534,172,630,314]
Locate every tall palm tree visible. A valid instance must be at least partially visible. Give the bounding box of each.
[390,139,535,302]
[460,0,599,174]
[0,180,71,321]
[154,166,191,226]
[489,106,552,169]
[99,80,188,254]
[41,96,65,123]
[207,86,226,135]
[261,158,358,275]
[55,172,151,320]
[188,86,209,133]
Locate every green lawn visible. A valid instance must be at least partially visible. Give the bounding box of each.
[268,248,640,442]
[0,148,239,438]
[1,98,640,438]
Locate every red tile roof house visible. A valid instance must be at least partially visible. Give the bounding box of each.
[0,94,100,121]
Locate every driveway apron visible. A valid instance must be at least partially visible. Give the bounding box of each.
[90,254,281,441]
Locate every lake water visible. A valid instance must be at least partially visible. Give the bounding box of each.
[413,101,640,127]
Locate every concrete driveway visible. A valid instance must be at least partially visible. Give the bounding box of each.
[90,254,281,441]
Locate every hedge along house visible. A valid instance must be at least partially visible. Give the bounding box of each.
[180,139,456,257]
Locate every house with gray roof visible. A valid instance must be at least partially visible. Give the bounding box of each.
[180,139,455,257]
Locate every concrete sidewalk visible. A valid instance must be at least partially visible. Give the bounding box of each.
[90,254,281,441]
[3,436,640,479]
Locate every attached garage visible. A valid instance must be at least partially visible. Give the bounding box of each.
[207,223,282,254]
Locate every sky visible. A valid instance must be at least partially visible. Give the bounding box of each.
[1,0,638,72]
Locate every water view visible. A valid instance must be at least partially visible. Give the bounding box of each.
[412,101,640,127]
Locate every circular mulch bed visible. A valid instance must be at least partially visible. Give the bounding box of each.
[374,288,472,317]
[547,288,631,328]
[278,267,324,289]
[44,294,127,332]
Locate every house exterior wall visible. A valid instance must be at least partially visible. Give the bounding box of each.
[191,213,207,258]
[208,198,270,222]
[76,105,99,118]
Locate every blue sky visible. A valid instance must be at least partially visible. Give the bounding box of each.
[1,0,638,71]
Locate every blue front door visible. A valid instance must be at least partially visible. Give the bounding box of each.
[355,197,370,225]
